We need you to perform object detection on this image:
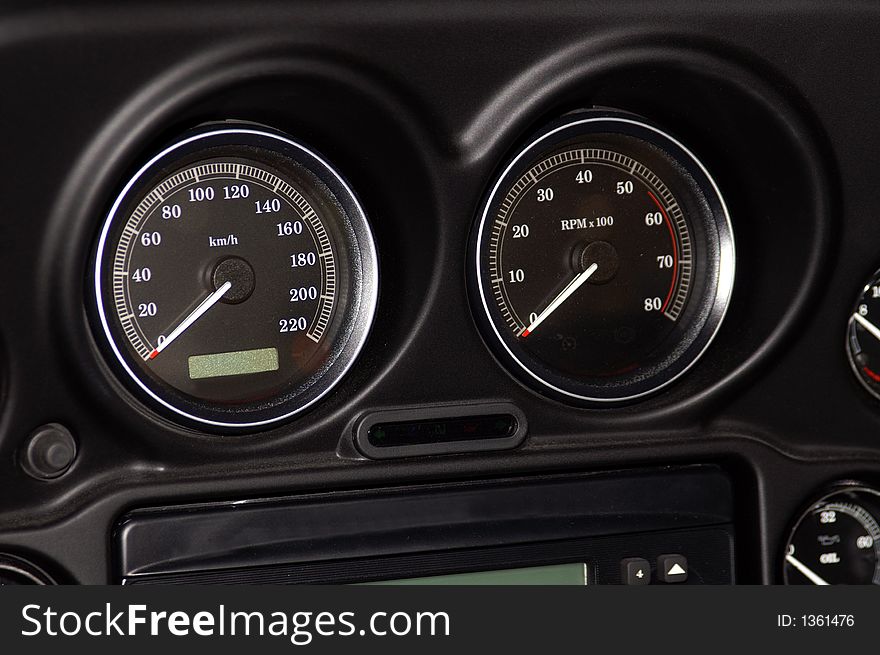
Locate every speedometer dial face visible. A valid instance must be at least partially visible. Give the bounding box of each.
[473,114,734,403]
[93,126,377,430]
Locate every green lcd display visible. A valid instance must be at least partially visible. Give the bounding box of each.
[365,563,589,585]
[188,347,280,380]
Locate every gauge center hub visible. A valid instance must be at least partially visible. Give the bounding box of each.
[211,256,255,304]
[577,240,619,284]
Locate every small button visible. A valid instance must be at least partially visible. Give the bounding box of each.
[621,557,651,585]
[21,423,77,480]
[657,554,688,583]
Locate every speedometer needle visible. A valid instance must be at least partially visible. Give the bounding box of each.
[521,262,599,338]
[785,554,830,586]
[147,281,233,360]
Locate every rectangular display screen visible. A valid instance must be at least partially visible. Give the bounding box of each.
[188,347,279,380]
[366,563,589,585]
[367,414,517,448]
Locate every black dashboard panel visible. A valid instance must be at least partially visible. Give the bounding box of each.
[116,467,734,585]
[0,1,878,584]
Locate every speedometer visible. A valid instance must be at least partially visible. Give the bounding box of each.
[472,112,734,403]
[93,124,378,430]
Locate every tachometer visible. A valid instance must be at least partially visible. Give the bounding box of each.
[93,124,378,430]
[472,112,734,403]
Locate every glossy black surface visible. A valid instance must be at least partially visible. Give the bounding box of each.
[368,415,515,447]
[116,466,734,585]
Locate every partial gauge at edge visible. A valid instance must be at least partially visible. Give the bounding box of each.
[92,124,378,430]
[472,111,735,403]
[784,485,880,585]
[846,269,880,400]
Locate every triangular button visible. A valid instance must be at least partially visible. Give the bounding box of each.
[668,563,686,576]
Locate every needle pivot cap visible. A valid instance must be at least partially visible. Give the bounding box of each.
[578,241,619,284]
[212,256,256,304]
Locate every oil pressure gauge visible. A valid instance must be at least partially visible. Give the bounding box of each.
[784,485,880,585]
[471,111,734,403]
[92,124,378,430]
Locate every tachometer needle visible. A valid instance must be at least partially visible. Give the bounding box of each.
[785,554,830,586]
[853,312,880,343]
[521,262,599,338]
[147,281,233,360]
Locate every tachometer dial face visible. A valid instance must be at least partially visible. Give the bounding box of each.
[472,113,734,403]
[93,126,378,430]
[784,486,880,585]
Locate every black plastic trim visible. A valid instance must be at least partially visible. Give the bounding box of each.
[116,465,732,582]
[354,402,527,459]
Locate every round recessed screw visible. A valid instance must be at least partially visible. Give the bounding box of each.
[21,423,77,480]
